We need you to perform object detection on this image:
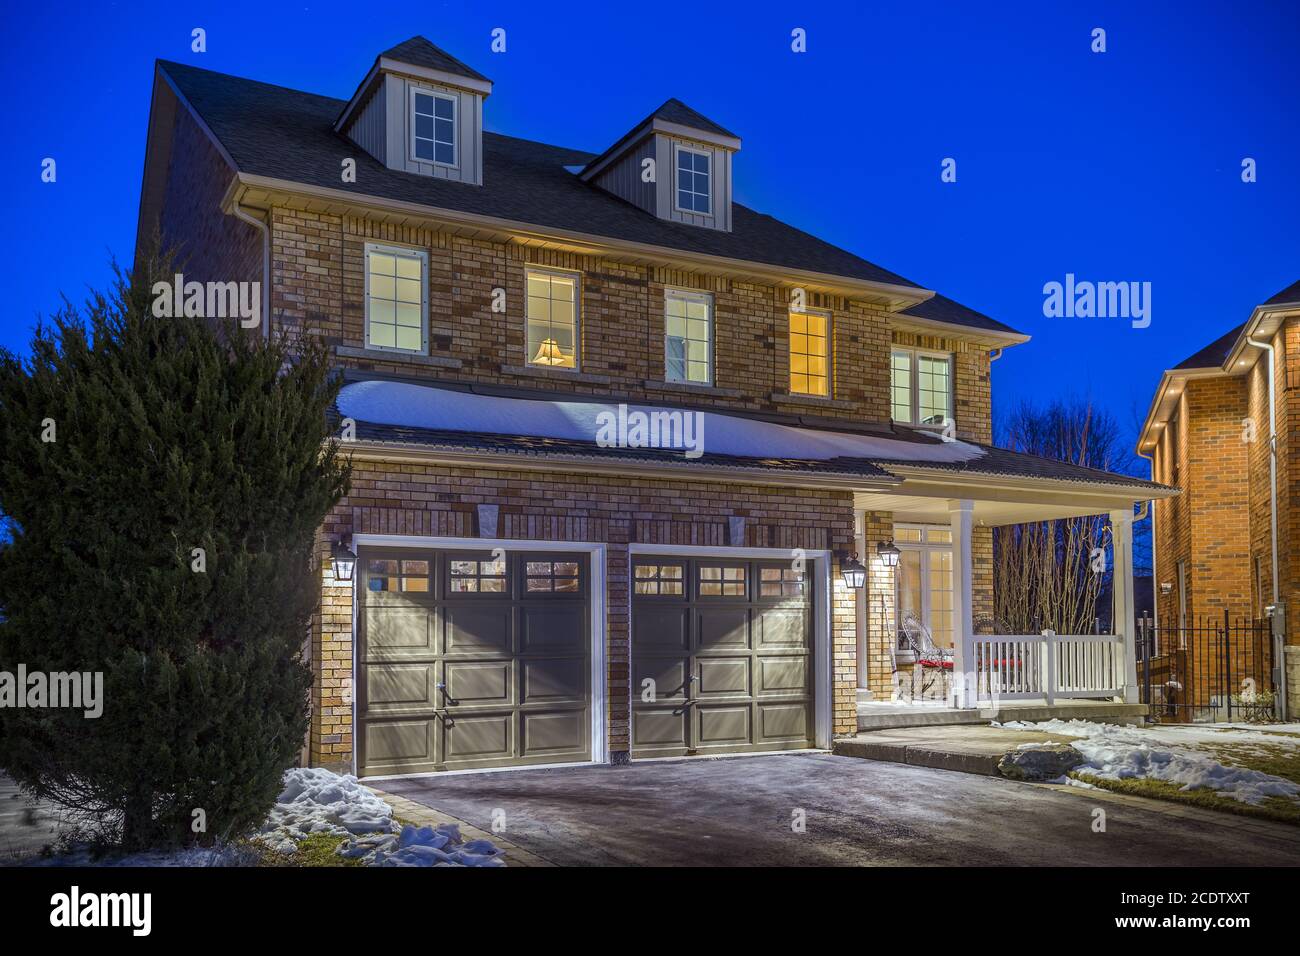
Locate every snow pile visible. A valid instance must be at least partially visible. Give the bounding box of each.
[255,767,398,854]
[339,822,506,867]
[337,380,986,464]
[998,719,1300,806]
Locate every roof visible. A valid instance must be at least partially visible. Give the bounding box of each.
[872,444,1170,492]
[1173,322,1245,370]
[156,59,1022,338]
[379,36,490,83]
[1266,278,1300,306]
[645,97,738,139]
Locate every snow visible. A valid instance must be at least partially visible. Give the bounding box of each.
[27,844,256,867]
[338,823,506,868]
[337,380,986,464]
[997,719,1300,806]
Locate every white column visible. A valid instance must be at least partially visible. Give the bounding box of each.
[949,499,975,707]
[1110,507,1139,703]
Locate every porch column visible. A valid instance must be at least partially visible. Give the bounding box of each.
[949,499,975,707]
[1110,507,1139,703]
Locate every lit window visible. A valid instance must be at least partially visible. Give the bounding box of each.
[699,565,746,596]
[367,558,430,593]
[412,89,456,166]
[365,244,427,353]
[449,556,506,593]
[665,290,712,385]
[634,564,684,595]
[789,309,830,396]
[760,566,805,598]
[891,348,952,426]
[676,146,711,213]
[895,526,954,652]
[526,271,579,369]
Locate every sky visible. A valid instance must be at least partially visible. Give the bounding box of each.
[2,0,1297,470]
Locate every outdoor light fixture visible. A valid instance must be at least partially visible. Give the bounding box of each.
[331,538,357,582]
[876,538,901,568]
[840,553,867,590]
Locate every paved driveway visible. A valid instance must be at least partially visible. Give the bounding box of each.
[378,752,1300,866]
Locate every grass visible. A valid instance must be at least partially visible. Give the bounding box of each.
[1071,773,1300,826]
[253,832,362,867]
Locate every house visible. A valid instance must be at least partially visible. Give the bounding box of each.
[1138,280,1300,721]
[136,37,1172,777]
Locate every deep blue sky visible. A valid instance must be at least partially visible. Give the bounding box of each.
[3,1,1297,461]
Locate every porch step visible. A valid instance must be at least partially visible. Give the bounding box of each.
[855,700,1149,732]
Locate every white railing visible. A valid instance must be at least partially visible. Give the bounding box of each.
[972,631,1125,703]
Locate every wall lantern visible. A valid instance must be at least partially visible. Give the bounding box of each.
[876,539,901,568]
[331,538,357,582]
[840,553,867,590]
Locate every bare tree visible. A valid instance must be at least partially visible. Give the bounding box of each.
[993,397,1144,634]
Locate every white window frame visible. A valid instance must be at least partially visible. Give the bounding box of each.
[525,267,582,371]
[894,524,955,658]
[664,288,714,386]
[364,241,429,355]
[788,307,832,397]
[891,347,954,428]
[673,144,712,216]
[408,86,458,169]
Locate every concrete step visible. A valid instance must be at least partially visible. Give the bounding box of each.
[832,725,1081,777]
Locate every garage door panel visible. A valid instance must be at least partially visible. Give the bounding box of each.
[364,663,434,710]
[358,548,590,777]
[755,608,810,648]
[697,705,751,746]
[633,607,690,651]
[444,606,513,656]
[522,711,588,758]
[758,702,810,742]
[444,660,513,706]
[633,656,688,702]
[697,657,750,697]
[633,708,689,751]
[757,656,809,695]
[520,606,585,652]
[521,657,587,705]
[697,608,750,651]
[363,607,434,659]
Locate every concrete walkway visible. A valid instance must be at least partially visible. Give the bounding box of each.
[833,725,1077,775]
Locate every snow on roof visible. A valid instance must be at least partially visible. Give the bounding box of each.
[337,380,987,464]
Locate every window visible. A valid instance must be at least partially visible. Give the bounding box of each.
[449,556,507,593]
[367,558,430,593]
[411,88,456,166]
[634,564,685,595]
[526,270,579,369]
[525,560,581,593]
[699,564,746,596]
[759,566,806,598]
[365,243,427,353]
[675,146,711,214]
[665,290,713,385]
[891,348,952,426]
[789,309,830,396]
[895,525,954,652]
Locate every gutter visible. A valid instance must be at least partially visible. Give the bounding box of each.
[230,199,271,340]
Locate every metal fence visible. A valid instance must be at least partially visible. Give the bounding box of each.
[1137,611,1276,723]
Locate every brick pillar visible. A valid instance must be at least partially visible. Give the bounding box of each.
[862,511,896,699]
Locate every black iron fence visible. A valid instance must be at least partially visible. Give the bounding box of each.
[1137,611,1276,723]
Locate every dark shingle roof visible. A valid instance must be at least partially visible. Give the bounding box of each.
[900,293,1018,336]
[379,36,489,83]
[647,98,738,139]
[872,444,1170,491]
[159,60,1022,337]
[1173,323,1243,370]
[1266,279,1300,305]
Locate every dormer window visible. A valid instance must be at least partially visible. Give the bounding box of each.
[411,89,456,166]
[675,146,711,214]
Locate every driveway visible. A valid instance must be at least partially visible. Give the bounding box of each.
[0,774,67,862]
[377,752,1300,866]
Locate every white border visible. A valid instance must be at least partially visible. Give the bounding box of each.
[408,85,458,169]
[663,287,715,386]
[363,241,429,355]
[672,142,713,215]
[629,543,833,750]
[349,534,608,776]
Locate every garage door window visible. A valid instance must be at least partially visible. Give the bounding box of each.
[759,566,805,598]
[699,564,746,596]
[449,556,507,593]
[525,560,581,593]
[633,563,685,595]
[367,558,430,593]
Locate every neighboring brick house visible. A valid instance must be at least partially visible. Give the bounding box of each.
[136,37,1170,778]
[1139,280,1300,720]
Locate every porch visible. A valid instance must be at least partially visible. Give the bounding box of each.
[851,473,1173,726]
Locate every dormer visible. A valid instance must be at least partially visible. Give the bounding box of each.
[579,99,740,232]
[334,36,491,186]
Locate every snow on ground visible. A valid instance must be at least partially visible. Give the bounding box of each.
[338,823,506,867]
[997,719,1300,806]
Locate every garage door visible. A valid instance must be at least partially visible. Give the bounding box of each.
[356,548,590,777]
[631,556,815,758]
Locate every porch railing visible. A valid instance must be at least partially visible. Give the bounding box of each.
[973,631,1125,703]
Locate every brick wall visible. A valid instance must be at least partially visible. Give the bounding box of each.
[310,459,859,767]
